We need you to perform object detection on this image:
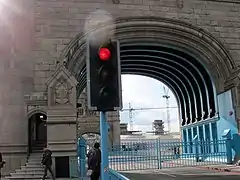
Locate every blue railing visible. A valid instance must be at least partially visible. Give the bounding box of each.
[109,139,227,171]
[109,169,130,180]
[76,158,129,179]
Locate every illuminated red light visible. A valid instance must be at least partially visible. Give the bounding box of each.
[98,48,111,61]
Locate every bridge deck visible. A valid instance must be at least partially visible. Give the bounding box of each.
[121,167,240,180]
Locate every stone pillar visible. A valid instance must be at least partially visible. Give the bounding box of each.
[0,41,32,175]
[46,64,78,178]
[108,111,121,146]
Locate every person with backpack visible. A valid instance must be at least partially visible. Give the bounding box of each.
[41,148,55,180]
[88,142,101,180]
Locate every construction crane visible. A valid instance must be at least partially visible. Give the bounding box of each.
[163,87,171,133]
[121,102,178,131]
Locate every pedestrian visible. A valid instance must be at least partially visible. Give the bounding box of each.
[41,148,55,180]
[88,142,101,180]
[86,147,95,170]
[0,152,6,179]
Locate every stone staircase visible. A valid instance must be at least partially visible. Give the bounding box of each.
[5,153,46,180]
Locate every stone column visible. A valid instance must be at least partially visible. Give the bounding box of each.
[46,64,78,177]
[108,111,121,146]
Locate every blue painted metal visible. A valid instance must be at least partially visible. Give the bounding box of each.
[109,138,227,171]
[100,111,110,180]
[231,133,240,162]
[217,90,238,140]
[222,129,232,164]
[78,137,87,177]
[69,156,79,178]
[109,169,130,180]
[193,135,200,162]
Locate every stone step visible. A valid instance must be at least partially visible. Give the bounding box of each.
[10,172,44,177]
[29,153,42,157]
[25,164,42,168]
[16,169,43,173]
[26,162,42,166]
[28,157,42,161]
[21,166,43,171]
[28,157,42,160]
[5,175,44,179]
[32,150,43,153]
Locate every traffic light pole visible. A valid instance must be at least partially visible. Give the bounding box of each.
[100,111,109,180]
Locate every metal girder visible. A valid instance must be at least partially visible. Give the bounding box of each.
[120,43,212,116]
[122,57,199,121]
[121,63,193,123]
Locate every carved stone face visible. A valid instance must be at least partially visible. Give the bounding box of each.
[177,0,184,9]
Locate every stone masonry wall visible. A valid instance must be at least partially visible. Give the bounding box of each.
[34,0,240,93]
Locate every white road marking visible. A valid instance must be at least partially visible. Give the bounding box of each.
[155,172,176,178]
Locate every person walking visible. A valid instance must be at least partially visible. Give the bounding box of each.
[86,147,95,170]
[41,148,55,180]
[0,152,6,180]
[88,142,101,180]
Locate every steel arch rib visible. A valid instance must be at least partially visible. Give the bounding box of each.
[122,63,192,123]
[121,43,210,113]
[122,60,197,122]
[121,54,202,120]
[122,67,188,125]
[70,42,212,117]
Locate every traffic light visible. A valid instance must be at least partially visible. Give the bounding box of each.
[87,39,122,112]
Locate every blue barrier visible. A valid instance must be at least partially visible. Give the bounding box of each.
[109,169,130,180]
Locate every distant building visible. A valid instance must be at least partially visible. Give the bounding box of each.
[120,123,128,135]
[153,120,165,135]
[120,132,181,144]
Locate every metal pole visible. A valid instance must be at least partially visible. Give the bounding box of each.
[100,111,109,180]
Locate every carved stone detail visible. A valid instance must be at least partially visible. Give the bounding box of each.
[46,64,78,109]
[53,78,73,105]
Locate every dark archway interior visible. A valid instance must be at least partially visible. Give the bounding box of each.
[67,39,216,127]
[28,113,47,153]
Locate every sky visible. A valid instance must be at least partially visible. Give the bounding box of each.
[120,75,180,133]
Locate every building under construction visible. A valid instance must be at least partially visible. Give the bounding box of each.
[152,120,165,135]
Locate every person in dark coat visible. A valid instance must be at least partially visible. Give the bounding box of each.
[0,152,6,179]
[41,148,55,180]
[87,148,95,170]
[89,142,101,180]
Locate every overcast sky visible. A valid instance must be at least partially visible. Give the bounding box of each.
[120,75,180,133]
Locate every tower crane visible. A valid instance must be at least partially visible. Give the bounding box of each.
[163,87,171,133]
[120,102,178,131]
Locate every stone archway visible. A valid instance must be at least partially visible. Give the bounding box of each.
[59,16,239,145]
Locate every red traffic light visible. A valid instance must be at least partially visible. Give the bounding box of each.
[98,48,111,61]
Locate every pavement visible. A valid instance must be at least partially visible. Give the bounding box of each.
[121,167,240,179]
[200,164,240,173]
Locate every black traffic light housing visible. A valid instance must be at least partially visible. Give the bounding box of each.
[87,39,122,112]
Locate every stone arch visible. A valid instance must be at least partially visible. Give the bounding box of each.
[28,108,47,119]
[61,16,235,91]
[80,132,100,136]
[59,16,236,127]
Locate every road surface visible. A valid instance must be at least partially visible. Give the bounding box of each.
[121,167,240,179]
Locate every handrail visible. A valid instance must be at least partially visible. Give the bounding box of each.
[109,168,130,180]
